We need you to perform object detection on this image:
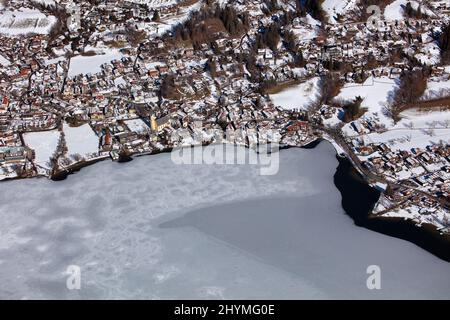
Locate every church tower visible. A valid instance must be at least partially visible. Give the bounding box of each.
[150,115,158,131]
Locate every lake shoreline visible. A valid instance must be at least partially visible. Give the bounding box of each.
[8,135,450,262]
[327,141,450,263]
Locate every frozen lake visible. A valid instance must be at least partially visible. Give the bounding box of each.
[0,141,449,299]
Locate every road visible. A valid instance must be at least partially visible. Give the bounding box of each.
[320,125,450,209]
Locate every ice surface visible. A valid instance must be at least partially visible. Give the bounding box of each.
[0,142,449,299]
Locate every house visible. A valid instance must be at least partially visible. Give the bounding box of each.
[0,146,33,163]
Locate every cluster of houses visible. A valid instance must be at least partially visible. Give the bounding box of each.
[0,0,448,227]
[0,0,320,178]
[353,139,450,216]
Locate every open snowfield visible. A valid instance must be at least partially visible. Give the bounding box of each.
[68,49,123,77]
[291,20,318,43]
[125,118,150,134]
[336,77,397,117]
[124,0,178,7]
[415,41,441,66]
[151,0,202,36]
[63,123,99,159]
[0,54,11,66]
[0,142,449,299]
[322,0,358,23]
[269,77,320,110]
[23,130,60,169]
[0,8,56,36]
[362,108,450,150]
[399,108,450,128]
[337,77,398,134]
[384,0,408,21]
[384,0,435,21]
[422,78,450,99]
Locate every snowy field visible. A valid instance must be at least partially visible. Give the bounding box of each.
[0,54,11,66]
[336,77,397,119]
[363,126,450,151]
[124,0,178,7]
[422,77,450,99]
[322,0,358,23]
[0,142,449,299]
[0,8,56,36]
[384,0,436,21]
[339,76,450,150]
[68,49,124,77]
[22,130,60,169]
[291,18,319,43]
[269,77,320,110]
[63,123,99,159]
[124,118,150,134]
[336,76,398,135]
[31,0,58,5]
[362,109,450,151]
[414,38,441,66]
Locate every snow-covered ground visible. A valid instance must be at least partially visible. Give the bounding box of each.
[63,123,99,160]
[31,0,58,5]
[363,126,450,151]
[269,77,320,110]
[410,32,441,66]
[422,77,450,100]
[22,130,60,169]
[291,18,319,43]
[399,107,450,129]
[384,0,436,21]
[361,108,450,151]
[336,76,398,133]
[139,0,202,37]
[68,48,124,77]
[0,54,11,66]
[384,0,408,21]
[125,118,150,134]
[337,75,450,150]
[0,8,56,36]
[375,196,450,233]
[0,142,449,299]
[124,0,178,7]
[322,0,358,24]
[322,107,343,128]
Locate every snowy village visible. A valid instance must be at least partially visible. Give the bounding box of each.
[0,0,449,236]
